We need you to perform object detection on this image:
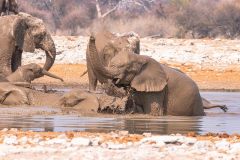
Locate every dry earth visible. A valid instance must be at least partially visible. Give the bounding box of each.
[22,36,240,90]
[0,129,240,160]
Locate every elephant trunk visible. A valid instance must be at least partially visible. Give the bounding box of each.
[42,69,64,82]
[87,36,120,80]
[40,33,56,72]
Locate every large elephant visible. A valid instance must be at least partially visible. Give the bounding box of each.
[6,63,64,83]
[0,0,18,16]
[0,13,56,78]
[86,30,140,91]
[87,36,227,116]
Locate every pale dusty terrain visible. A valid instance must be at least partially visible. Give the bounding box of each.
[22,36,240,90]
[1,129,240,160]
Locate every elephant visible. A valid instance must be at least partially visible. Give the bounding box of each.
[86,30,140,91]
[6,63,64,83]
[0,0,18,16]
[0,82,128,114]
[87,36,227,116]
[0,12,56,78]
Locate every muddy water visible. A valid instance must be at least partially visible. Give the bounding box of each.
[0,92,239,135]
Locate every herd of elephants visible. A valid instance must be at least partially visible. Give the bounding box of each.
[0,0,228,116]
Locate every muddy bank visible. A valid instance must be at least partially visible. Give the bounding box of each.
[0,129,240,159]
[32,64,240,90]
[21,36,240,90]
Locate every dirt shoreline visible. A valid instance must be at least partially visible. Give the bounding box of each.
[33,64,240,90]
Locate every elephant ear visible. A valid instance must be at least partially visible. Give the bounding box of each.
[131,60,168,92]
[12,17,27,49]
[23,30,35,52]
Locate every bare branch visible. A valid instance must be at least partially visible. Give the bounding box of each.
[101,4,118,18]
[95,0,102,18]
[95,0,120,19]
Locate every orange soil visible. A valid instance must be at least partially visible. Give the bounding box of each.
[34,64,240,90]
[1,130,240,144]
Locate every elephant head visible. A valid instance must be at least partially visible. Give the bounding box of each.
[20,12,56,72]
[0,13,56,77]
[59,89,99,113]
[88,36,168,92]
[86,30,140,91]
[6,63,64,83]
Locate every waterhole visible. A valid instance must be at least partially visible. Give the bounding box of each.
[0,92,239,134]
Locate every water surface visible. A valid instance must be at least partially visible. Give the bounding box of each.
[0,92,239,134]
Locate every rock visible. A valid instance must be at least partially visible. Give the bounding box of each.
[143,133,152,137]
[215,140,230,152]
[18,136,28,145]
[107,142,127,150]
[229,143,240,154]
[91,137,102,146]
[139,136,182,145]
[118,131,129,136]
[46,136,67,145]
[3,136,18,145]
[71,137,91,146]
[179,137,197,145]
[193,141,215,150]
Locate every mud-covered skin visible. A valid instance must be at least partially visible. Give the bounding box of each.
[87,36,205,116]
[86,30,140,91]
[0,13,56,78]
[0,0,18,16]
[0,83,129,114]
[6,63,64,83]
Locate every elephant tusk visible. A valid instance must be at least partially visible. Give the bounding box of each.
[42,69,64,82]
[47,51,54,59]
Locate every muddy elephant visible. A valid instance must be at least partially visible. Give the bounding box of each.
[6,63,63,83]
[87,36,227,116]
[0,12,56,78]
[0,82,97,111]
[86,30,140,91]
[0,0,18,16]
[0,82,127,114]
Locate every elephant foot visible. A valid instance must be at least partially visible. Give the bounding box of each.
[150,102,164,116]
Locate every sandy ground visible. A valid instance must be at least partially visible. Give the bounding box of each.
[34,64,240,90]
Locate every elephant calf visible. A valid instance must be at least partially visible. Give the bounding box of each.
[6,63,64,83]
[0,83,130,114]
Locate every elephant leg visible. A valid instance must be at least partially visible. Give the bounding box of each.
[11,47,22,72]
[202,97,228,112]
[134,92,166,116]
[0,89,30,105]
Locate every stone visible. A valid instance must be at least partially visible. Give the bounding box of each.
[215,140,230,152]
[229,143,240,154]
[3,136,18,145]
[71,137,91,146]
